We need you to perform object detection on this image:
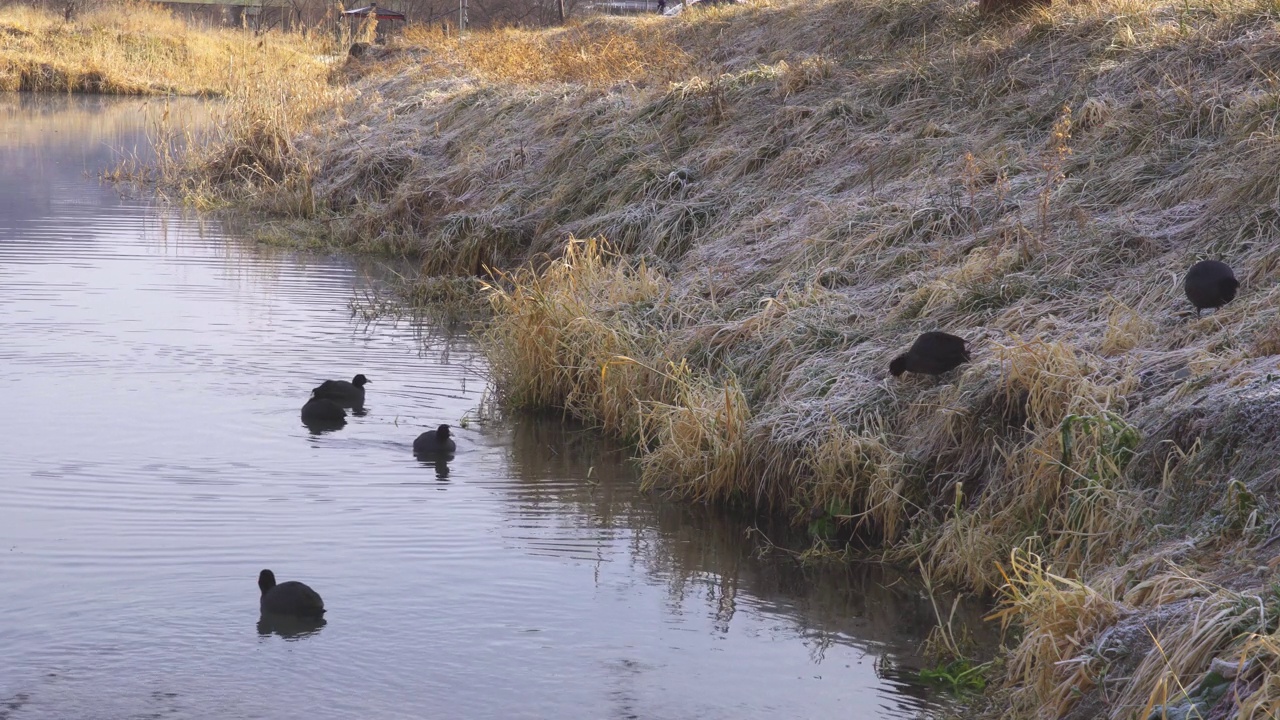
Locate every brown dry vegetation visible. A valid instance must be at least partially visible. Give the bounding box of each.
[0,2,337,198]
[0,1,329,94]
[166,0,1280,716]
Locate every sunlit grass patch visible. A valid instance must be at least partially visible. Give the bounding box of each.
[399,18,695,87]
[480,237,671,435]
[0,1,330,95]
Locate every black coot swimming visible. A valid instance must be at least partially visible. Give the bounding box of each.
[413,424,457,456]
[312,374,370,407]
[1184,260,1238,316]
[889,332,971,377]
[301,395,346,426]
[258,569,325,618]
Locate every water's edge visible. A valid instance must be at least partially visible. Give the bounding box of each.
[0,92,995,720]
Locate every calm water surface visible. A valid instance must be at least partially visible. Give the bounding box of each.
[0,94,993,720]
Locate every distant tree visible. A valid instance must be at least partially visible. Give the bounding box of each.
[398,0,460,25]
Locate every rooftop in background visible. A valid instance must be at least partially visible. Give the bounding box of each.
[342,5,407,20]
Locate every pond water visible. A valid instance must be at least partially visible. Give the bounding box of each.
[0,94,995,720]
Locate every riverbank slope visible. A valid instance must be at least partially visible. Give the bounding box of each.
[172,0,1280,716]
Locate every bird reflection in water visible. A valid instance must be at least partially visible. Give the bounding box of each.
[257,613,327,640]
[417,455,450,481]
[302,419,346,436]
[302,403,363,435]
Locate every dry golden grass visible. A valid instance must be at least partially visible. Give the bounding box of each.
[0,1,330,95]
[637,373,753,502]
[4,2,334,211]
[992,548,1125,718]
[171,59,339,215]
[397,18,695,87]
[801,418,905,538]
[481,237,671,435]
[1240,633,1280,718]
[480,237,754,501]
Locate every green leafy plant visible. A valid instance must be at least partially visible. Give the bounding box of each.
[915,659,991,693]
[806,500,851,541]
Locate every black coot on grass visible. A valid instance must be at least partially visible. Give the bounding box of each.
[889,331,971,377]
[413,424,456,456]
[301,394,346,426]
[258,569,325,618]
[312,374,370,407]
[1184,260,1238,316]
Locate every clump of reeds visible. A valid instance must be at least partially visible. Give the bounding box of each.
[636,372,753,502]
[482,237,763,501]
[175,59,338,215]
[798,418,905,539]
[991,548,1126,717]
[481,236,671,436]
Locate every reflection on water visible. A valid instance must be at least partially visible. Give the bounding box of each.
[257,614,328,641]
[503,420,997,661]
[302,417,348,435]
[0,93,995,720]
[0,92,168,150]
[420,455,452,480]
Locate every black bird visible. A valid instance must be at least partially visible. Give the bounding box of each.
[258,569,325,618]
[889,331,971,377]
[301,395,346,426]
[413,424,457,456]
[312,374,370,407]
[1184,260,1238,316]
